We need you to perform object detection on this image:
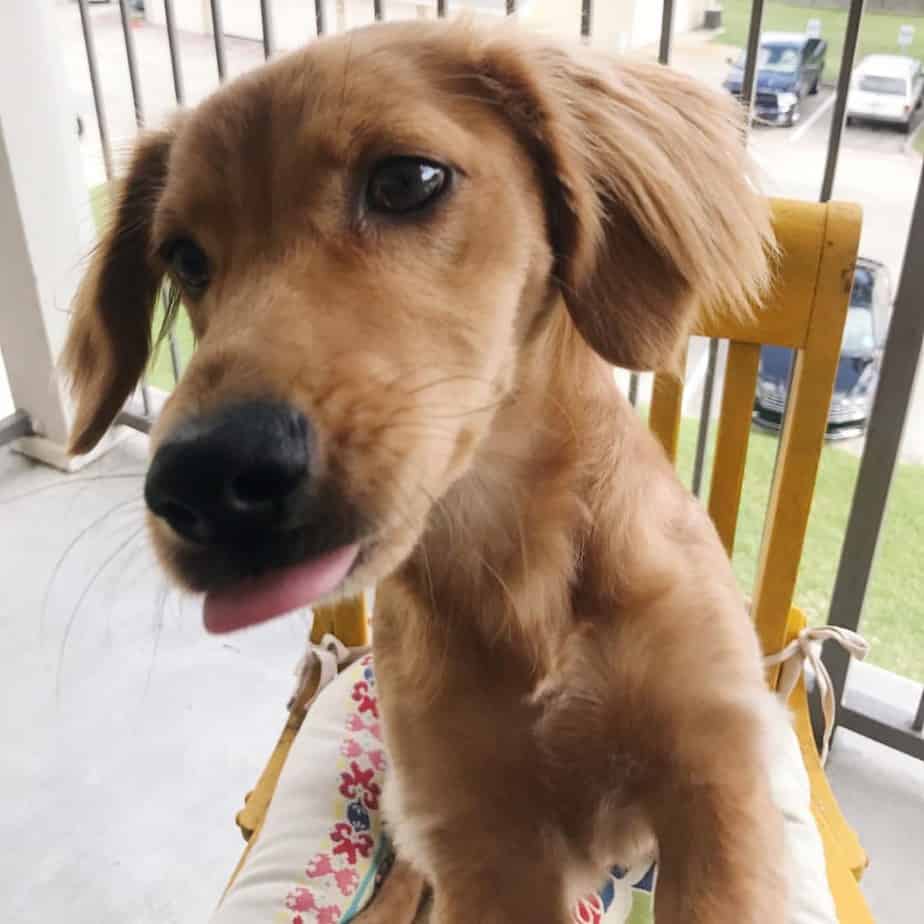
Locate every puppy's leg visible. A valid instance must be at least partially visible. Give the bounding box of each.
[353,858,427,924]
[647,712,785,924]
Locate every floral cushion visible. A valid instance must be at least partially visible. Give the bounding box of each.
[214,655,836,924]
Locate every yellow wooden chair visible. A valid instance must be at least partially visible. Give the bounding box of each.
[224,197,873,922]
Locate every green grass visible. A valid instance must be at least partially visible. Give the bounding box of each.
[672,414,924,682]
[717,0,924,84]
[88,185,924,681]
[89,183,195,392]
[913,124,924,154]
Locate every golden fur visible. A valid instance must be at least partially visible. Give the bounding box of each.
[62,20,786,923]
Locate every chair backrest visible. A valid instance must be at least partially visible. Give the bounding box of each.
[649,198,861,660]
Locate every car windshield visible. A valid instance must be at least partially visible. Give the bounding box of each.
[849,267,873,308]
[859,75,907,95]
[736,43,801,73]
[842,307,876,356]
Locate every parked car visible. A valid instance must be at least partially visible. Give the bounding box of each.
[753,258,892,439]
[723,32,827,126]
[846,54,924,133]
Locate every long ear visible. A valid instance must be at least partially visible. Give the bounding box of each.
[475,38,774,370]
[61,128,175,455]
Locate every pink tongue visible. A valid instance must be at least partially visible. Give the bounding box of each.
[203,543,360,634]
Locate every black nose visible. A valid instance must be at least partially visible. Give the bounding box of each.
[145,401,311,544]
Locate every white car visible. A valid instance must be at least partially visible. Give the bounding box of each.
[846,54,924,133]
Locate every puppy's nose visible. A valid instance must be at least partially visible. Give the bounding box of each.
[145,400,311,544]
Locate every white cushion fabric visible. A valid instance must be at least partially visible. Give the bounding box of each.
[214,657,837,924]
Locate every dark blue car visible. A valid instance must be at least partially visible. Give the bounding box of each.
[753,258,893,439]
[723,32,827,126]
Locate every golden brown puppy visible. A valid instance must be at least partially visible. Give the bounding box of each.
[63,20,787,923]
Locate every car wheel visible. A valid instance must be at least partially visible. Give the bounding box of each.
[846,115,855,127]
[810,77,820,96]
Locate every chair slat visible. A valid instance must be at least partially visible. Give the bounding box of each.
[708,341,761,557]
[694,198,826,349]
[650,372,683,464]
[751,202,862,660]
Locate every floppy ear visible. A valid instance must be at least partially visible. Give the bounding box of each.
[475,38,774,370]
[61,128,175,455]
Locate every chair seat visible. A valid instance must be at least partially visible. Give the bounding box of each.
[216,651,851,924]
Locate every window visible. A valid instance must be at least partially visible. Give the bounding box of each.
[849,267,874,309]
[859,75,908,95]
[841,306,876,356]
[736,44,801,74]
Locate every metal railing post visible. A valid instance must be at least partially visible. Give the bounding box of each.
[823,159,924,759]
[118,0,146,128]
[658,0,675,66]
[580,0,592,41]
[163,0,186,104]
[210,0,228,80]
[260,0,276,58]
[740,0,766,123]
[820,0,866,202]
[692,338,719,497]
[76,0,114,180]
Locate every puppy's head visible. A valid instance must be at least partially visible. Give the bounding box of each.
[62,22,772,631]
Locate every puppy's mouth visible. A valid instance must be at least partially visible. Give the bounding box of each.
[202,541,361,633]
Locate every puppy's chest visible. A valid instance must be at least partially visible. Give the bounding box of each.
[374,632,620,819]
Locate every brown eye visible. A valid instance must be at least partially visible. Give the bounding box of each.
[162,238,210,292]
[366,158,449,215]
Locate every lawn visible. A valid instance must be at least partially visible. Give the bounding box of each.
[672,413,924,683]
[89,183,195,392]
[914,123,924,154]
[717,0,924,85]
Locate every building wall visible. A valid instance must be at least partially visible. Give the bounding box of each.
[145,1,709,51]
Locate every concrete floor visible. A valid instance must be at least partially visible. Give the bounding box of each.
[0,433,312,923]
[1,433,923,922]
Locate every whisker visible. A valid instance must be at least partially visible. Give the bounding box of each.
[55,522,148,700]
[42,497,146,645]
[143,580,171,700]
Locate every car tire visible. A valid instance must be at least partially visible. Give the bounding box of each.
[810,77,820,96]
[846,115,855,127]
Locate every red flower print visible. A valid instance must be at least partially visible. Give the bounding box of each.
[292,916,303,924]
[339,760,381,810]
[335,867,360,896]
[368,749,386,772]
[330,822,374,864]
[573,896,604,924]
[286,888,317,912]
[317,906,341,924]
[341,738,363,758]
[351,680,379,718]
[305,853,334,879]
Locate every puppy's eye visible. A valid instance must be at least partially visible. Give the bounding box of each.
[366,158,449,215]
[162,238,210,291]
